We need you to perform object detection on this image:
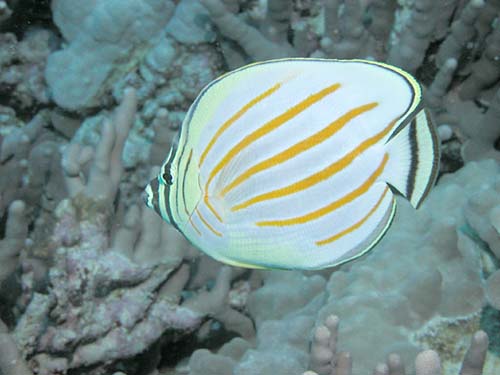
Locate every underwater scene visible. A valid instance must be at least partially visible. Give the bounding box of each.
[0,0,499,374]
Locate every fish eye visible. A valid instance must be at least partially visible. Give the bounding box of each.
[162,170,173,185]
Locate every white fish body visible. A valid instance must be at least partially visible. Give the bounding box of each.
[145,58,439,270]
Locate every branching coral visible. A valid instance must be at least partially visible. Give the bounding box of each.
[7,89,251,374]
[200,0,296,62]
[458,16,500,100]
[1,1,500,374]
[320,0,373,59]
[62,88,137,202]
[387,0,438,72]
[435,0,484,68]
[0,318,32,375]
[461,86,500,161]
[0,110,53,218]
[0,29,51,108]
[0,200,27,285]
[305,315,489,375]
[197,0,500,166]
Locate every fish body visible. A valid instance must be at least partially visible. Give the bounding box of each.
[145,58,439,270]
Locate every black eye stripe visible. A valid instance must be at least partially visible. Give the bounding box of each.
[163,170,173,185]
[161,141,178,186]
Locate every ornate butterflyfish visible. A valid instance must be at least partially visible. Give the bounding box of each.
[144,58,439,270]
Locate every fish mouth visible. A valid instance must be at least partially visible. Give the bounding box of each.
[143,184,154,209]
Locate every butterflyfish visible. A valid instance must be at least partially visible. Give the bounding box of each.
[144,58,439,270]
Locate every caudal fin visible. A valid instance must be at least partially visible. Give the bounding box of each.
[384,108,440,208]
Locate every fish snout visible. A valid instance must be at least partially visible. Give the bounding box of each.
[143,184,154,209]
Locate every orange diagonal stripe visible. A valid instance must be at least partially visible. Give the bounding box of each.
[204,194,223,222]
[199,82,283,166]
[189,217,202,236]
[196,208,222,237]
[316,187,390,246]
[205,83,342,193]
[221,102,378,197]
[256,153,389,226]
[232,117,397,211]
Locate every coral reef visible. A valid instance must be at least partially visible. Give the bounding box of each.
[305,315,489,375]
[46,0,175,110]
[0,110,60,218]
[0,29,51,108]
[0,0,499,374]
[6,90,244,374]
[0,200,27,287]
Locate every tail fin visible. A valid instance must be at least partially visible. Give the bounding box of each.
[384,108,440,208]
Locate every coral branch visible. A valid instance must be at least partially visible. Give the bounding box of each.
[0,319,33,375]
[321,0,371,59]
[426,58,458,111]
[200,0,295,61]
[459,19,500,100]
[387,0,437,72]
[462,85,500,161]
[0,200,27,284]
[415,350,442,374]
[460,331,489,375]
[435,0,484,67]
[305,315,489,375]
[62,88,137,202]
